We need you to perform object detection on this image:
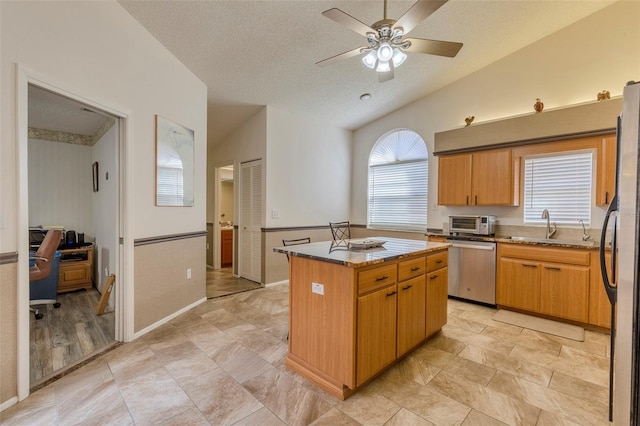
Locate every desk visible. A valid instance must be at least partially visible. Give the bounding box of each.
[58,245,93,293]
[274,237,450,399]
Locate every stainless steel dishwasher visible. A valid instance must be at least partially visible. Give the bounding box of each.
[445,238,496,305]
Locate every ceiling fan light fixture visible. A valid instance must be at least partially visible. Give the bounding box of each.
[362,50,378,69]
[377,42,393,62]
[392,48,407,67]
[376,60,391,73]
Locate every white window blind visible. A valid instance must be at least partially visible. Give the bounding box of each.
[523,151,592,225]
[157,165,184,206]
[368,129,428,232]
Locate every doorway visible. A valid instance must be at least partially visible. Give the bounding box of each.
[25,84,120,389]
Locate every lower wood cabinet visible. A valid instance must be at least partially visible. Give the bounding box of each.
[426,267,448,337]
[357,284,397,386]
[221,229,233,266]
[497,243,609,328]
[397,275,426,357]
[539,263,589,323]
[286,246,449,399]
[58,246,93,293]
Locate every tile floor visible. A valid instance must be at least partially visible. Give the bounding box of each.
[1,284,611,425]
[206,267,262,299]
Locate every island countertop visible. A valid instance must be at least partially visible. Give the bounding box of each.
[273,237,451,267]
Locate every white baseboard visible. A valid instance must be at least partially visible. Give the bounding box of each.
[132,296,207,340]
[265,279,289,288]
[0,396,18,412]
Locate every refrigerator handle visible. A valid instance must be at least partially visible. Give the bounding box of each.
[599,194,618,305]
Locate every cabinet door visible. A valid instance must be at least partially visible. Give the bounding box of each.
[357,285,397,386]
[540,263,590,323]
[426,267,448,338]
[437,154,472,206]
[589,251,613,328]
[497,258,540,312]
[596,134,617,206]
[397,276,426,356]
[472,149,514,206]
[221,230,233,266]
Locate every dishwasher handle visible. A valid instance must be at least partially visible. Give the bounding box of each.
[449,243,495,251]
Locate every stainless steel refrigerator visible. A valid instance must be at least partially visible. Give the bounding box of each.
[600,80,640,424]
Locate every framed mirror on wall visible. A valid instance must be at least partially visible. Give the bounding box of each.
[155,115,194,206]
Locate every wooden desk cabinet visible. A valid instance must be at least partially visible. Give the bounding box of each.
[58,246,93,293]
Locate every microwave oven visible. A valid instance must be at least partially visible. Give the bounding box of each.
[449,215,496,236]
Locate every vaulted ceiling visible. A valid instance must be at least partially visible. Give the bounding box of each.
[28,1,615,144]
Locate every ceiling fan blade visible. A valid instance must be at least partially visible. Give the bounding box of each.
[322,8,374,37]
[394,0,448,34]
[403,37,463,57]
[315,46,366,67]
[378,63,394,82]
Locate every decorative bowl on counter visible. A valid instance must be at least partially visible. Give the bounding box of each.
[346,239,386,250]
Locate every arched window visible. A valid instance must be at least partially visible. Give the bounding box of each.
[368,129,428,232]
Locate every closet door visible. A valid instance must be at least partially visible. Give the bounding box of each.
[239,159,262,283]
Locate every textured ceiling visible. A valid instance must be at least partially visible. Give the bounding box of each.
[28,1,615,143]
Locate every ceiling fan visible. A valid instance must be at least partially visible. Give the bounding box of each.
[316,0,463,82]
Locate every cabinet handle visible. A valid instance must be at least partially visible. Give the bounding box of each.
[605,191,609,205]
[544,266,561,271]
[410,266,421,272]
[475,195,478,205]
[522,263,537,268]
[430,275,438,280]
[376,275,389,282]
[466,195,469,205]
[386,290,397,297]
[436,259,443,264]
[402,285,413,291]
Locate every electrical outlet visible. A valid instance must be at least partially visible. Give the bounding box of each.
[312,282,324,295]
[187,268,192,279]
[206,243,210,250]
[271,209,280,219]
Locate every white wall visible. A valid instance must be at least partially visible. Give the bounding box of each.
[266,106,352,227]
[92,123,118,302]
[1,0,207,405]
[352,0,640,233]
[1,0,207,251]
[28,139,93,234]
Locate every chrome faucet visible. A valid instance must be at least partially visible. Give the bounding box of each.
[578,219,591,241]
[542,209,557,239]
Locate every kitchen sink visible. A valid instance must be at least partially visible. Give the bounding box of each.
[504,236,597,247]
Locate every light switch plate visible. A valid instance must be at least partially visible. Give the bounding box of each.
[312,282,324,295]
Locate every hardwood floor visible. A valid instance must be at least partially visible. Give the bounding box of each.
[206,267,262,299]
[6,284,612,425]
[29,288,115,388]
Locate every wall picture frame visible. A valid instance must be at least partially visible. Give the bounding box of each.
[155,115,195,206]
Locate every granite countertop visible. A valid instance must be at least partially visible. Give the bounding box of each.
[427,229,603,250]
[274,237,451,267]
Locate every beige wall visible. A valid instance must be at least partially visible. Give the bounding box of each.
[220,181,234,223]
[134,236,206,333]
[351,0,640,233]
[0,261,17,405]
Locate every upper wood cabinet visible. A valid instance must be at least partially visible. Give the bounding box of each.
[438,149,518,206]
[596,134,617,206]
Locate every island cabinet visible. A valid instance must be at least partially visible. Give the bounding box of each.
[589,250,615,328]
[278,238,449,400]
[437,148,518,206]
[497,243,592,324]
[426,250,448,337]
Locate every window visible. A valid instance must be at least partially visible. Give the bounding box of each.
[157,150,184,205]
[368,129,428,232]
[523,151,593,226]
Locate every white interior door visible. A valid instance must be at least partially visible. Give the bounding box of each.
[239,159,262,283]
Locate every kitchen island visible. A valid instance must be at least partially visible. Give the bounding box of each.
[274,237,450,399]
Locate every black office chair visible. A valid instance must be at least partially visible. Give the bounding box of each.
[282,237,311,262]
[329,221,351,247]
